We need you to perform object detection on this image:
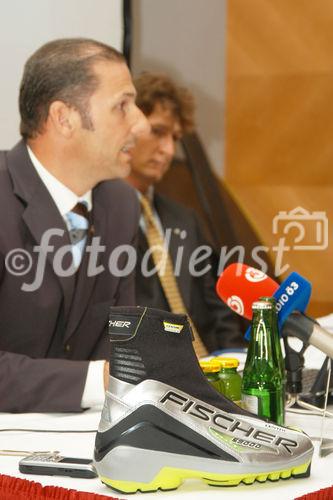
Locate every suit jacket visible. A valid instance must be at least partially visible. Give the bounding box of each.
[0,141,139,412]
[135,193,246,353]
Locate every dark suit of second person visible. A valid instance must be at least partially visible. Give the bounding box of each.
[126,72,245,353]
[135,192,245,352]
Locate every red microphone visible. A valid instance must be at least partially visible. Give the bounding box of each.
[216,263,279,320]
[217,264,333,360]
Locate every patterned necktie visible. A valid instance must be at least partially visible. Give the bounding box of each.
[66,202,90,268]
[140,195,208,358]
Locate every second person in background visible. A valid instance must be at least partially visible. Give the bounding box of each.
[126,72,245,354]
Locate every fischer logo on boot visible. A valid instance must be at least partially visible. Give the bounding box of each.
[163,321,184,333]
[108,313,142,341]
[109,320,131,328]
[159,390,298,454]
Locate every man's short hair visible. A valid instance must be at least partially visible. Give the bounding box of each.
[134,72,195,134]
[19,38,125,140]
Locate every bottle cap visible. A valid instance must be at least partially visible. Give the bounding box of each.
[214,357,239,369]
[252,301,273,310]
[199,360,221,373]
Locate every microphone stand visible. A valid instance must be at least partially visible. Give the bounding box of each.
[283,337,305,395]
[283,337,333,418]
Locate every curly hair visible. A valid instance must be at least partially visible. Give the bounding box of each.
[19,38,125,140]
[134,72,195,134]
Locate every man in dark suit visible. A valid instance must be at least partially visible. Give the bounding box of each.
[0,38,148,412]
[126,73,245,354]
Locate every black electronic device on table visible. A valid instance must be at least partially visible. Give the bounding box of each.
[19,453,97,479]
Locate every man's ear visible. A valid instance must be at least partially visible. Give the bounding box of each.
[48,101,79,138]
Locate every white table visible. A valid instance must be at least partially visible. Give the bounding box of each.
[0,405,332,500]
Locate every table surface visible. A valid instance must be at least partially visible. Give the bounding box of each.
[0,408,332,500]
[0,343,332,499]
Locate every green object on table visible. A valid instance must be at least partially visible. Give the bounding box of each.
[242,299,285,425]
[214,357,242,404]
[199,360,222,392]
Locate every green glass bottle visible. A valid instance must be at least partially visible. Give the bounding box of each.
[259,296,286,385]
[241,300,285,425]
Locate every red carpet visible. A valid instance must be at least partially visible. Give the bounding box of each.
[295,485,333,499]
[0,474,120,500]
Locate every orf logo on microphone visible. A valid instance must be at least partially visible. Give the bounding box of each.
[227,295,244,316]
[245,267,267,283]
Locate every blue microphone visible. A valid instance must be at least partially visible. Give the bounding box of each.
[244,272,312,340]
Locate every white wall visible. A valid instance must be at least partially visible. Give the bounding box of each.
[131,0,226,176]
[0,0,123,149]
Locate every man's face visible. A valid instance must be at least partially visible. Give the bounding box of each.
[74,61,149,183]
[129,103,182,188]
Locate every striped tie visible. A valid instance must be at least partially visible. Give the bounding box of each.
[66,202,90,268]
[140,195,208,358]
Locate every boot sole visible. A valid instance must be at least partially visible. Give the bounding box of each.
[100,460,311,494]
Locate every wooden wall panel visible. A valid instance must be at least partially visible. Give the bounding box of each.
[225,0,333,316]
[226,75,333,184]
[226,0,333,184]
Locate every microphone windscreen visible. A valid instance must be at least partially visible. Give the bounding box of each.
[216,263,279,319]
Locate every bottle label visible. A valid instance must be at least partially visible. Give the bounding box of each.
[242,394,258,414]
